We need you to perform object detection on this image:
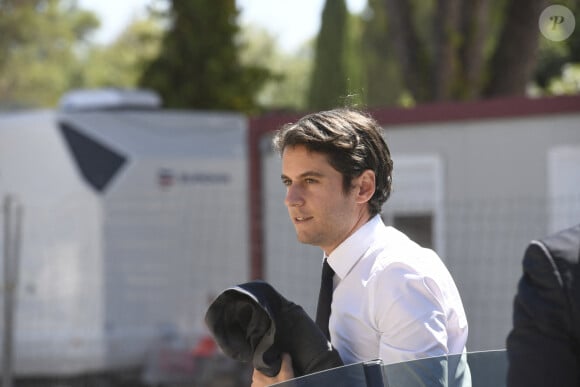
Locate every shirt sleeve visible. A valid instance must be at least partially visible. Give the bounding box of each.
[506,242,578,387]
[373,262,450,364]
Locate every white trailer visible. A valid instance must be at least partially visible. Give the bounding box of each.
[0,89,249,379]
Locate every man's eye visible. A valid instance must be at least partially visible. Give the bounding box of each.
[305,178,316,184]
[282,179,291,186]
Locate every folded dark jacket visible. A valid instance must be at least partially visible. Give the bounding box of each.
[204,280,343,377]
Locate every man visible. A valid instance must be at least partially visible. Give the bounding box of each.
[252,108,469,386]
[507,223,580,387]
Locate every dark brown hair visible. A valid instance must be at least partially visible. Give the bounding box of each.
[273,108,393,217]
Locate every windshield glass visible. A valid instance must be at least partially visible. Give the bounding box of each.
[272,350,507,387]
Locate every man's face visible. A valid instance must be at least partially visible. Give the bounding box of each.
[281,145,366,255]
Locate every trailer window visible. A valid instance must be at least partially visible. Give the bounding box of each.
[393,213,433,249]
[59,122,127,192]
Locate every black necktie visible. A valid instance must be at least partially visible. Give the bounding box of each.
[315,258,335,340]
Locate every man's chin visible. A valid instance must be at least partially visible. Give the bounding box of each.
[295,232,317,246]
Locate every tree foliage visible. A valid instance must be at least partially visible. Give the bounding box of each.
[0,0,577,112]
[138,0,273,114]
[483,0,548,97]
[0,0,99,108]
[307,0,350,110]
[358,0,404,107]
[82,18,163,89]
[531,0,580,94]
[354,0,580,106]
[373,0,548,102]
[238,24,311,111]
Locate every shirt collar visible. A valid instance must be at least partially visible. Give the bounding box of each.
[326,214,384,280]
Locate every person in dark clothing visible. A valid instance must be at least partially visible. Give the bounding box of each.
[507,223,580,387]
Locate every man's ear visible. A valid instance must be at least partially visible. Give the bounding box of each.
[355,170,376,204]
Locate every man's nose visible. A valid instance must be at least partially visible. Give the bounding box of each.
[284,185,304,207]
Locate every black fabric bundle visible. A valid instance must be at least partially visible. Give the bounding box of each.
[204,280,343,377]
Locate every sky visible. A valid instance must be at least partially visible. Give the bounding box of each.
[77,0,368,52]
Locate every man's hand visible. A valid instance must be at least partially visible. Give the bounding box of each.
[251,353,294,387]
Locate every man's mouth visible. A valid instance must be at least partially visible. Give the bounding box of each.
[295,216,313,222]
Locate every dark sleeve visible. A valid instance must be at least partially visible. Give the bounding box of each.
[204,280,343,377]
[506,242,578,387]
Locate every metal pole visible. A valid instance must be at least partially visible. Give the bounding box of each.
[2,196,22,387]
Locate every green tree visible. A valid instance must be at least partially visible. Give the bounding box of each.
[0,0,99,108]
[345,11,366,107]
[307,0,350,110]
[139,0,273,114]
[483,0,548,97]
[359,0,554,104]
[530,0,580,95]
[81,18,163,89]
[546,64,580,95]
[358,0,404,107]
[239,24,312,111]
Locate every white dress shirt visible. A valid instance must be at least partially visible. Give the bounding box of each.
[326,214,468,365]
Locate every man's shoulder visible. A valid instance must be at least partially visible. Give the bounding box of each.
[532,223,580,266]
[379,225,434,254]
[521,224,580,292]
[370,225,443,272]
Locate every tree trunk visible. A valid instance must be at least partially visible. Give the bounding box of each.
[383,0,430,102]
[484,0,548,97]
[433,0,461,100]
[459,0,491,99]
